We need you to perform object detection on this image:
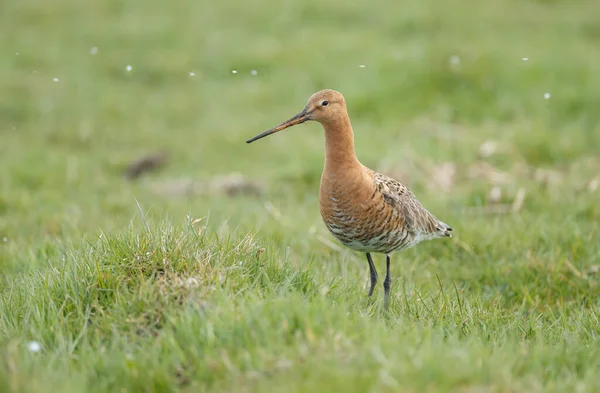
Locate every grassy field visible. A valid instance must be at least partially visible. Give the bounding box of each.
[2,0,600,391]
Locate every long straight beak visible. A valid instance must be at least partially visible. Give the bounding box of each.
[246,110,310,143]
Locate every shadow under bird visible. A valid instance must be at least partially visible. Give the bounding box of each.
[246,89,453,310]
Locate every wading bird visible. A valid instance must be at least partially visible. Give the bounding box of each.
[246,89,452,309]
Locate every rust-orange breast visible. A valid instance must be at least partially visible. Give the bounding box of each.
[319,170,413,254]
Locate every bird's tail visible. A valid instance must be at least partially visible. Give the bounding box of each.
[436,221,453,238]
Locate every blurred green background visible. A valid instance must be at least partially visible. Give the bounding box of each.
[1,0,600,391]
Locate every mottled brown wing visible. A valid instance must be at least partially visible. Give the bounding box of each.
[372,172,440,235]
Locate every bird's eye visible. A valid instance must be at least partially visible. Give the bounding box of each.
[321,100,329,107]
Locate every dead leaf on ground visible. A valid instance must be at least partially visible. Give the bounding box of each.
[125,151,169,180]
[464,188,526,216]
[533,168,562,187]
[588,178,599,193]
[427,162,456,193]
[211,173,264,197]
[466,162,513,185]
[511,188,526,212]
[151,173,264,198]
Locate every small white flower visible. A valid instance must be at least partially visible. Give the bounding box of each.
[359,64,366,68]
[28,341,41,353]
[2,237,7,242]
[544,93,551,100]
[53,78,59,82]
[231,70,238,74]
[90,46,98,55]
[189,72,196,76]
[522,57,528,61]
[450,55,461,65]
[125,65,133,72]
[251,69,258,76]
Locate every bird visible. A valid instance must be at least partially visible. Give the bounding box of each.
[246,89,452,310]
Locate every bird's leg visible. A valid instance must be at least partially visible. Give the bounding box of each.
[366,253,378,297]
[383,254,392,310]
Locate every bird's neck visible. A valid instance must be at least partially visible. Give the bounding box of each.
[322,113,361,172]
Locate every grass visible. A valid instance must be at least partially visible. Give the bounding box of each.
[1,0,600,391]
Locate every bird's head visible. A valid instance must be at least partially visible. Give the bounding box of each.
[246,89,346,143]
